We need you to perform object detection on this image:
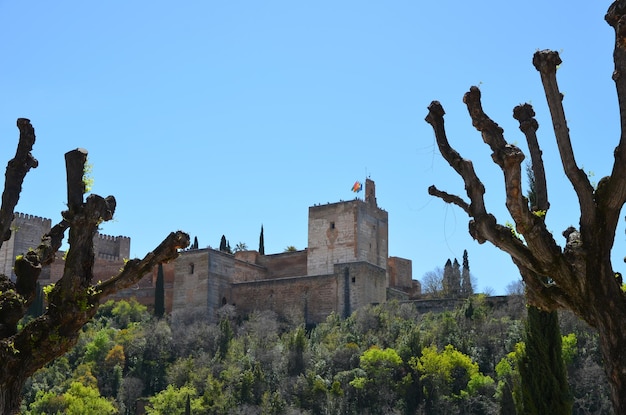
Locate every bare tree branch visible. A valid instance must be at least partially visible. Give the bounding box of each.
[425,101,488,216]
[0,119,38,246]
[96,230,190,299]
[427,185,470,215]
[533,51,595,232]
[513,103,549,212]
[604,3,626,214]
[426,97,546,275]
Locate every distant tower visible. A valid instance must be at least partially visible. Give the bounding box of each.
[307,179,388,276]
[0,213,51,281]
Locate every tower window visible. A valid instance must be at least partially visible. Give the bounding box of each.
[189,263,195,274]
[352,277,356,283]
[330,222,335,229]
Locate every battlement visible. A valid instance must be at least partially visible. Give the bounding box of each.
[93,232,131,260]
[8,212,130,263]
[13,212,52,226]
[94,233,131,242]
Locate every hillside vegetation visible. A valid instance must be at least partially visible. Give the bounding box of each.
[19,297,610,414]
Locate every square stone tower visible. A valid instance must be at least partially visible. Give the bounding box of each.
[307,179,388,276]
[0,213,52,280]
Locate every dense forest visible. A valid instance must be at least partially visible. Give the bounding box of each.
[16,294,611,415]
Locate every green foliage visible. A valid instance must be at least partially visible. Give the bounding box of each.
[83,160,94,194]
[19,298,608,415]
[561,332,578,365]
[27,381,117,415]
[146,384,199,415]
[519,307,572,415]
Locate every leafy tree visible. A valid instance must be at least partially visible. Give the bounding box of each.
[412,344,494,414]
[27,381,117,415]
[350,346,404,414]
[233,242,248,252]
[110,298,149,330]
[0,119,189,414]
[284,245,297,252]
[154,263,165,319]
[146,384,200,415]
[425,4,626,411]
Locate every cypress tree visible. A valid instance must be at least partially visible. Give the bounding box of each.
[518,164,572,414]
[219,235,227,252]
[259,225,265,255]
[461,250,473,297]
[25,282,44,319]
[519,307,572,414]
[442,258,453,297]
[154,263,165,319]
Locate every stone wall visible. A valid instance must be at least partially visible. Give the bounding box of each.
[355,203,388,270]
[0,213,51,279]
[231,273,339,324]
[93,233,130,261]
[307,201,360,276]
[307,199,389,277]
[335,261,387,317]
[388,256,413,290]
[257,250,307,279]
[173,249,212,312]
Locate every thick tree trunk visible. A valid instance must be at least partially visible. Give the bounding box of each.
[598,318,626,413]
[0,378,24,415]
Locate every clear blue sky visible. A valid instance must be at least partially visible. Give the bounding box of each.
[0,1,622,294]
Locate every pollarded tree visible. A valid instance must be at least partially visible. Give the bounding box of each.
[0,119,189,414]
[425,3,626,412]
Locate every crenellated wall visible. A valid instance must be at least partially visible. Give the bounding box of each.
[0,213,51,279]
[93,233,130,261]
[2,179,417,323]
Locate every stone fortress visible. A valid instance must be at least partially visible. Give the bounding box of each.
[2,179,422,323]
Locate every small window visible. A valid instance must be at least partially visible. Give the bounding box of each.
[351,277,356,283]
[330,222,335,229]
[189,263,195,274]
[222,297,227,306]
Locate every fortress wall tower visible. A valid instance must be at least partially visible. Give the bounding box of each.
[307,179,388,276]
[0,213,51,279]
[93,233,130,261]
